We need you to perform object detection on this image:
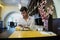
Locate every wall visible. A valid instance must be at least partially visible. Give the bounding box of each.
[53,0,60,18]
[0,4,4,20]
[1,5,20,21]
[0,4,1,18]
[1,5,20,28]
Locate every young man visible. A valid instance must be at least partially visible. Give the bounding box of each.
[17,7,36,30]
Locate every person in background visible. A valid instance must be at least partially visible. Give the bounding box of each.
[47,5,54,31]
[38,0,49,31]
[17,6,35,30]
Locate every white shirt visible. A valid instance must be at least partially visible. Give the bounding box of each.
[17,16,36,30]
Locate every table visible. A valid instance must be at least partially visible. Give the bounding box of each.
[9,31,57,38]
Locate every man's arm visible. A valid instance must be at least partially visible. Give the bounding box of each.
[29,16,36,30]
[18,24,31,30]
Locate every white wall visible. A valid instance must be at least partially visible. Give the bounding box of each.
[1,5,20,21]
[53,0,60,18]
[1,5,21,28]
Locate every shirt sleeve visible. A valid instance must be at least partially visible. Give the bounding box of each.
[29,16,36,30]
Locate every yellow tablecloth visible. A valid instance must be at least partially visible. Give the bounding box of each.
[9,31,56,38]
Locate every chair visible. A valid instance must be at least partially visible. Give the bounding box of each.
[9,22,15,28]
[53,18,60,35]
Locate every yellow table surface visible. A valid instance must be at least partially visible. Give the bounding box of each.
[9,31,57,38]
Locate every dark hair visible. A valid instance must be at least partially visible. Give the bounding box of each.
[20,6,28,12]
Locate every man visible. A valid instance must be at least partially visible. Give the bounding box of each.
[17,7,36,30]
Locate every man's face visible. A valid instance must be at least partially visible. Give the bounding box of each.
[21,10,28,17]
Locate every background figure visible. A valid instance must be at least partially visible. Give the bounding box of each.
[48,13,53,31]
[47,6,54,31]
[38,0,49,31]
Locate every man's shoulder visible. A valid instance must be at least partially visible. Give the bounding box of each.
[29,16,34,19]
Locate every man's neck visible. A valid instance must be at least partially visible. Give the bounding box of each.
[23,15,29,21]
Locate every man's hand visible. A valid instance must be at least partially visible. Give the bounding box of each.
[24,27,30,29]
[23,27,31,31]
[18,24,31,30]
[18,24,23,27]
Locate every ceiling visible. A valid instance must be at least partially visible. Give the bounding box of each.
[1,0,31,8]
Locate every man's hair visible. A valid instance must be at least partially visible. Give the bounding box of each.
[20,6,28,12]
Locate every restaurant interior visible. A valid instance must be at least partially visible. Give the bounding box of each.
[0,0,60,38]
